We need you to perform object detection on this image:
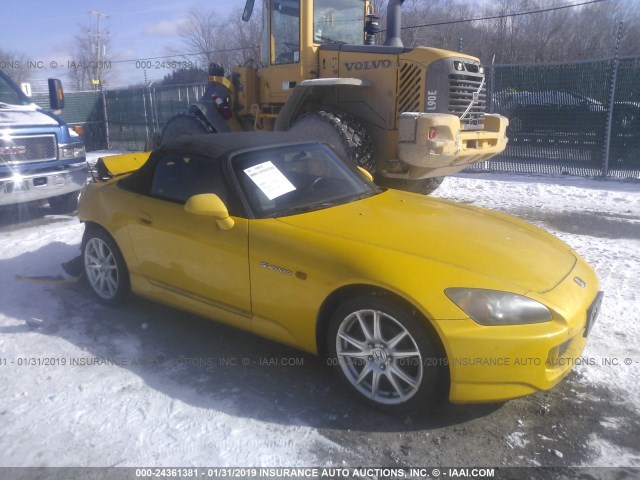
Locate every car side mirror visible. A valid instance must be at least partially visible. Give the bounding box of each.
[357,166,374,183]
[185,193,234,231]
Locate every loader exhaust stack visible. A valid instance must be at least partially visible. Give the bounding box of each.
[384,0,405,47]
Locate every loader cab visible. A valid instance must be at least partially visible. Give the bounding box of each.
[266,0,301,66]
[249,0,368,104]
[256,0,368,64]
[312,0,367,45]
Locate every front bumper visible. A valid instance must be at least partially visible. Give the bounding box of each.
[0,161,88,206]
[436,258,601,403]
[393,112,509,179]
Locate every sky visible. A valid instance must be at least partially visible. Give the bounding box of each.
[1,0,249,90]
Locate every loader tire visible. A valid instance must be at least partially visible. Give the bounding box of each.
[160,112,213,145]
[377,176,445,195]
[289,110,375,173]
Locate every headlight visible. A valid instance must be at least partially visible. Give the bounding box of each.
[445,288,552,326]
[60,144,86,160]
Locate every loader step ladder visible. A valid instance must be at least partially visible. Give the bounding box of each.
[251,104,279,131]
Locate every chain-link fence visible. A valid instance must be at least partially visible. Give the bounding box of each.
[33,91,107,151]
[48,57,639,178]
[33,85,208,153]
[104,84,208,151]
[482,56,640,177]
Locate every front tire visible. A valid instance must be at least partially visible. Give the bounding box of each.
[82,227,130,305]
[328,296,446,413]
[376,176,445,195]
[289,110,375,173]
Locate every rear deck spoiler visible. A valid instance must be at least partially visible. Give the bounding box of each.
[92,152,151,181]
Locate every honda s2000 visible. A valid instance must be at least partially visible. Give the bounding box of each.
[78,132,602,412]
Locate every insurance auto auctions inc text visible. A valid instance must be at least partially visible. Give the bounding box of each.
[194,467,496,478]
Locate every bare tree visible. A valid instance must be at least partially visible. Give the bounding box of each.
[384,0,640,65]
[399,0,429,48]
[564,0,638,60]
[476,0,519,64]
[432,0,474,53]
[177,5,261,74]
[0,48,31,84]
[179,7,226,70]
[169,0,639,80]
[229,6,261,66]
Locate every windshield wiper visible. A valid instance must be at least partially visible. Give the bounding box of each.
[273,201,342,217]
[346,190,379,203]
[272,192,378,217]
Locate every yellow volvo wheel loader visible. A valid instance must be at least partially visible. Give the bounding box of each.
[160,0,508,194]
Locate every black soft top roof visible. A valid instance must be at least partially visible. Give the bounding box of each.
[118,131,318,195]
[156,131,309,158]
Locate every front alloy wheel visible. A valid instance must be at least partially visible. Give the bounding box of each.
[82,228,129,304]
[328,297,445,412]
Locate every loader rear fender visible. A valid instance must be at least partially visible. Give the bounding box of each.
[274,78,372,131]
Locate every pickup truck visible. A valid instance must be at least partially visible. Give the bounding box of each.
[0,70,87,212]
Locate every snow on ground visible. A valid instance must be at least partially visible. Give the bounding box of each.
[584,434,640,467]
[0,155,638,467]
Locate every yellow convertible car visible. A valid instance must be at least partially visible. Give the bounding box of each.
[78,132,603,412]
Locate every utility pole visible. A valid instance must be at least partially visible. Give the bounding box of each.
[89,10,110,149]
[89,11,109,91]
[603,21,623,177]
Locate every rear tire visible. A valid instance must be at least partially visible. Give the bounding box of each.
[160,112,213,145]
[377,176,445,195]
[327,295,446,413]
[289,110,375,173]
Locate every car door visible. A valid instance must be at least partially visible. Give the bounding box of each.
[127,152,251,326]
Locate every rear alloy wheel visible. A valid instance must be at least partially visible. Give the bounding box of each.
[82,228,129,304]
[328,296,446,413]
[289,110,375,173]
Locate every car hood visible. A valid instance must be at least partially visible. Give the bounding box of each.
[277,189,576,293]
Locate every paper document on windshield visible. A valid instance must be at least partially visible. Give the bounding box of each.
[244,161,296,200]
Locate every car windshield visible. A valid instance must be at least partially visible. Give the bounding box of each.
[0,72,31,107]
[232,143,379,218]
